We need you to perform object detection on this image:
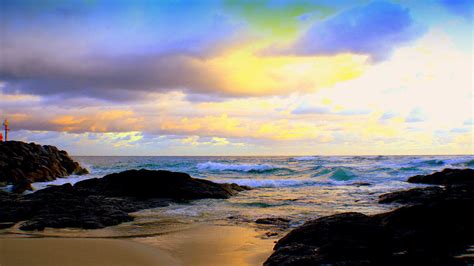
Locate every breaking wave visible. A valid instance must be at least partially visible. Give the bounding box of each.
[328,168,357,181]
[411,159,445,166]
[313,167,357,181]
[213,178,321,188]
[293,156,317,161]
[196,161,284,173]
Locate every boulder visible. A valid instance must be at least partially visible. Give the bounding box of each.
[407,168,474,185]
[265,169,474,265]
[74,169,250,200]
[0,169,250,231]
[0,141,89,192]
[379,184,474,205]
[256,217,291,227]
[378,186,444,204]
[266,202,474,265]
[266,213,391,265]
[11,178,33,194]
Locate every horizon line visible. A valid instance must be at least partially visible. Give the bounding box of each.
[71,154,474,157]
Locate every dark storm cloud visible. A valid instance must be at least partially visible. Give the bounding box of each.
[1,48,217,102]
[0,0,242,101]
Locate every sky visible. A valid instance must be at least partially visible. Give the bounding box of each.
[0,0,473,155]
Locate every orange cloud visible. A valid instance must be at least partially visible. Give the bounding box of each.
[51,110,143,133]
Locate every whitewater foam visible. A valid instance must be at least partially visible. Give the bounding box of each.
[293,156,317,161]
[213,178,323,188]
[30,174,98,192]
[196,161,278,173]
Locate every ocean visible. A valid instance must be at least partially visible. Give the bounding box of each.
[15,155,474,238]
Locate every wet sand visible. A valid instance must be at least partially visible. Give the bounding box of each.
[0,224,275,266]
[0,238,179,266]
[134,224,276,266]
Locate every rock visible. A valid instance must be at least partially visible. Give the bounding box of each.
[74,167,89,175]
[265,169,474,265]
[380,170,474,205]
[265,232,279,237]
[11,178,33,193]
[378,186,444,204]
[0,222,16,229]
[380,184,474,205]
[74,169,250,200]
[351,182,372,187]
[265,213,390,266]
[408,168,474,185]
[266,203,474,265]
[0,141,89,192]
[256,217,291,226]
[0,169,249,231]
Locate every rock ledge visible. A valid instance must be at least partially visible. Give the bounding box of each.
[0,141,88,192]
[265,168,474,265]
[0,169,250,231]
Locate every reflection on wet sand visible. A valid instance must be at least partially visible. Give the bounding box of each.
[134,224,275,266]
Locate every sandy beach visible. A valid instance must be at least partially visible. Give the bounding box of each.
[133,224,275,266]
[0,225,275,266]
[0,238,178,266]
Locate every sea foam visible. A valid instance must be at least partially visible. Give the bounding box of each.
[293,156,317,161]
[196,161,278,173]
[213,178,321,188]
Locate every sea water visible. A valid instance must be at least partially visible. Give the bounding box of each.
[11,155,474,237]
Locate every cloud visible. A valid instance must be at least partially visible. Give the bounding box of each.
[291,103,370,116]
[1,0,241,57]
[272,1,425,61]
[1,1,374,102]
[337,109,371,116]
[0,35,368,100]
[292,105,331,115]
[379,111,399,121]
[405,107,427,123]
[0,0,244,101]
[464,118,474,126]
[50,110,144,133]
[180,136,244,147]
[450,127,471,133]
[1,50,216,101]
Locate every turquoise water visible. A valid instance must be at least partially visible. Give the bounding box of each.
[14,155,474,237]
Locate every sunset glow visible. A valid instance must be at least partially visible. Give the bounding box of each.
[1,0,472,155]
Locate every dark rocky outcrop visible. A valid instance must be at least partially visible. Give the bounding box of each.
[266,213,391,265]
[74,169,250,199]
[408,168,474,185]
[265,169,474,265]
[0,169,250,231]
[378,184,474,205]
[0,185,137,231]
[0,141,88,192]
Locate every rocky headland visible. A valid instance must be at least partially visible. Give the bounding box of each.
[0,141,88,193]
[265,168,474,265]
[0,169,250,231]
